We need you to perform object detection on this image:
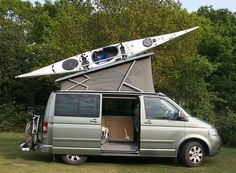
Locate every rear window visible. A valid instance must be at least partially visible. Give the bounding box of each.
[55,94,100,117]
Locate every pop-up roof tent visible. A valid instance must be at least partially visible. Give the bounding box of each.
[56,53,155,93]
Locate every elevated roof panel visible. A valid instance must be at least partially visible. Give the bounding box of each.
[56,52,153,82]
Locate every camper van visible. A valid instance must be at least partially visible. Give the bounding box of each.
[21,91,221,167]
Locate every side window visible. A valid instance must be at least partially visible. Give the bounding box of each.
[55,94,100,117]
[102,98,138,116]
[144,97,179,120]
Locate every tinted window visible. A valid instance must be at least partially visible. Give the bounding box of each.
[144,97,179,120]
[55,94,100,117]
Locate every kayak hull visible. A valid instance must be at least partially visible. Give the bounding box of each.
[16,26,199,78]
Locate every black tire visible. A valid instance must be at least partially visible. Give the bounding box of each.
[180,141,205,167]
[61,155,87,165]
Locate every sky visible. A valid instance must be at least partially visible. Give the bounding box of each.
[28,0,236,12]
[176,0,236,12]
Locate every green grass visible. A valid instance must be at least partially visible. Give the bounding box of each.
[0,133,235,173]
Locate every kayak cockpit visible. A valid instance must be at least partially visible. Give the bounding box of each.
[92,46,119,64]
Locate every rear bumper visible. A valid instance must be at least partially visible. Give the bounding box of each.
[19,142,53,153]
[209,135,221,156]
[19,142,52,154]
[36,144,53,153]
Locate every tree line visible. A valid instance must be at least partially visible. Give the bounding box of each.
[0,0,235,144]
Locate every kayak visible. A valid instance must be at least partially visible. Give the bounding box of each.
[16,26,199,78]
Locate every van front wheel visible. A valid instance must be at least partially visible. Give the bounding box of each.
[180,141,205,167]
[62,154,87,165]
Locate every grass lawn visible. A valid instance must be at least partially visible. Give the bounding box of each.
[0,132,235,173]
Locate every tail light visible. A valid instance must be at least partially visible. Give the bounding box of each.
[42,122,48,135]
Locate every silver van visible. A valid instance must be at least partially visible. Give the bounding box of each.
[21,90,221,167]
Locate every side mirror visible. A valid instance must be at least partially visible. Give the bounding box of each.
[177,111,188,121]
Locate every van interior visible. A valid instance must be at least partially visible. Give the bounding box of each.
[101,96,140,154]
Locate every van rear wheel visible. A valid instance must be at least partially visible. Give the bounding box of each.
[180,141,205,167]
[62,154,87,165]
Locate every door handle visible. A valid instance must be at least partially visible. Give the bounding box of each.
[144,120,152,124]
[89,119,97,123]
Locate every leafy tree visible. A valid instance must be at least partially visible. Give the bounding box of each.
[30,0,94,67]
[0,0,32,105]
[0,0,54,131]
[197,7,236,112]
[197,7,236,143]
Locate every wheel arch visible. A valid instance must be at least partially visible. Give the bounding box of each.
[177,137,210,158]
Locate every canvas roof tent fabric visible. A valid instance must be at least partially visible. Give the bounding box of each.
[56,53,155,93]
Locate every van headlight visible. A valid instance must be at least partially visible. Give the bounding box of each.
[208,128,218,136]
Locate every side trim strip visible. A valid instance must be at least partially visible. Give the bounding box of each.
[53,147,100,150]
[53,138,100,142]
[141,139,174,143]
[141,148,175,152]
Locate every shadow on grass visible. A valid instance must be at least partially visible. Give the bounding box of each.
[87,156,178,167]
[1,136,181,167]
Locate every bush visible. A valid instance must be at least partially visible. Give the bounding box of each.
[0,103,27,132]
[215,108,236,145]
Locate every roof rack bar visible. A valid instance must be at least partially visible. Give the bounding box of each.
[118,60,136,91]
[123,82,144,92]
